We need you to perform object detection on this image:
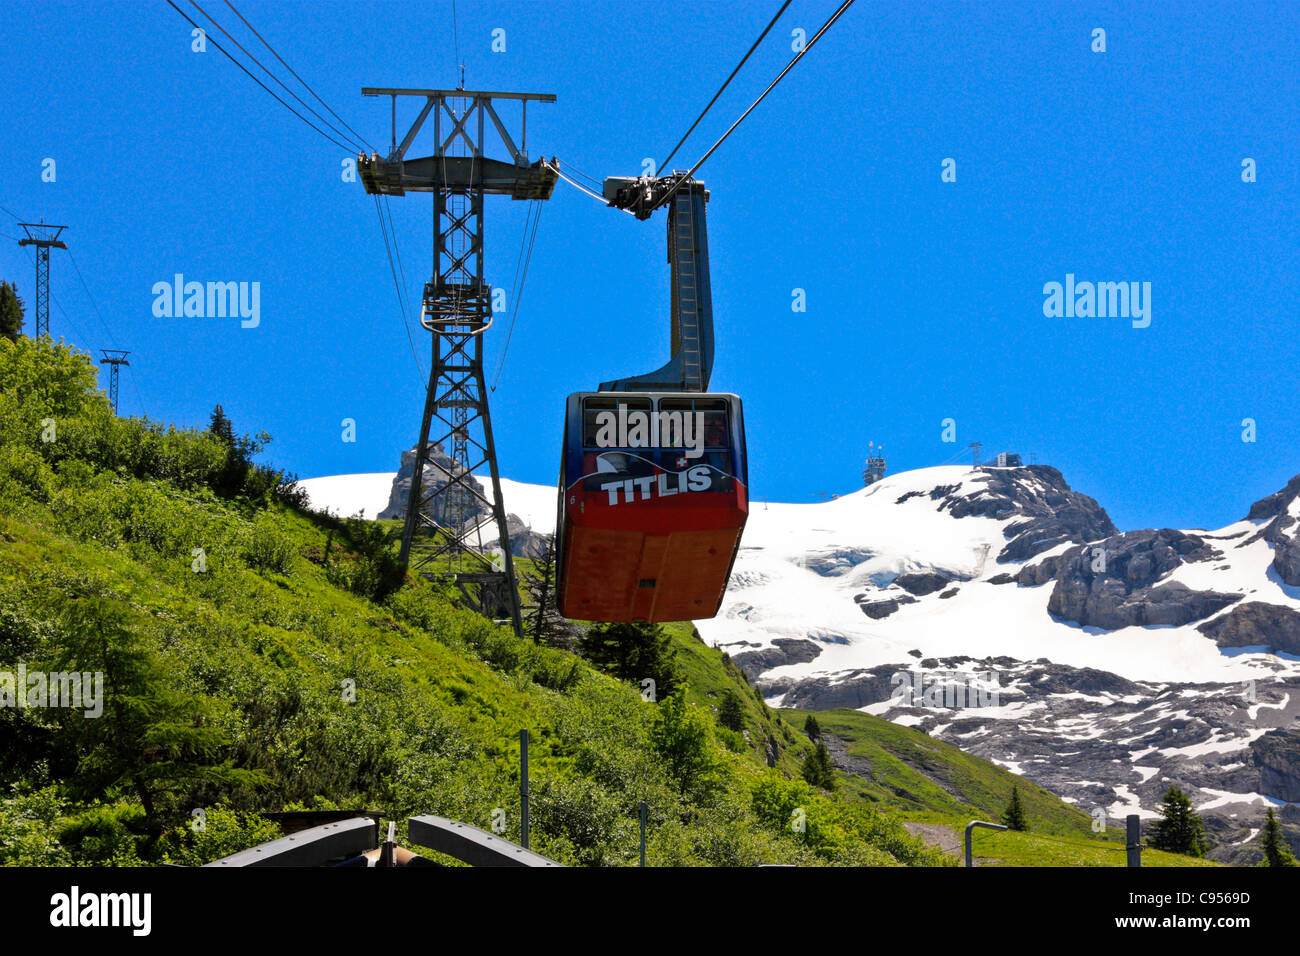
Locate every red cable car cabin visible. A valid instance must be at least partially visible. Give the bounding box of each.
[556,392,748,622]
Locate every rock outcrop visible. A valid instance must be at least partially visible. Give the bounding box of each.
[1251,730,1300,803]
[1199,602,1300,655]
[1032,529,1240,630]
[380,446,551,558]
[894,571,952,596]
[945,466,1118,564]
[854,593,918,619]
[730,638,823,678]
[379,444,487,524]
[1244,475,1300,586]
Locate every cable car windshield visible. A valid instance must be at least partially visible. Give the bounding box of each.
[579,395,735,493]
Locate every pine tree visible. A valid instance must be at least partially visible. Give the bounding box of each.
[1001,785,1028,831]
[717,690,745,732]
[1260,808,1297,867]
[522,535,577,649]
[804,714,821,740]
[578,620,680,700]
[0,281,24,341]
[208,404,235,446]
[1148,785,1209,857]
[206,404,277,498]
[801,741,836,790]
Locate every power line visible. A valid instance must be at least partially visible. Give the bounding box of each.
[658,0,857,212]
[188,0,366,152]
[66,248,118,347]
[125,364,150,420]
[658,0,792,172]
[221,0,377,153]
[164,0,355,153]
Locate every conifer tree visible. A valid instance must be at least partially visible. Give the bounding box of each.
[717,690,745,732]
[1001,784,1028,831]
[1148,785,1209,857]
[578,620,680,699]
[1260,808,1297,867]
[0,281,24,341]
[54,594,260,839]
[804,714,821,740]
[801,741,836,790]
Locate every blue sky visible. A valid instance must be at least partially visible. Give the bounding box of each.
[1,0,1296,532]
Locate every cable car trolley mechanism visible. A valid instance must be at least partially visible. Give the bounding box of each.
[556,173,749,623]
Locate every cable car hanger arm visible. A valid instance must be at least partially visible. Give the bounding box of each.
[598,173,714,393]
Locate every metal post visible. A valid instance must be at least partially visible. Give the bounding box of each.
[964,820,1008,867]
[639,801,647,867]
[520,728,530,850]
[1126,814,1142,868]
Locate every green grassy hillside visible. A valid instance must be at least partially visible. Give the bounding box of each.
[0,336,1217,867]
[781,707,1094,832]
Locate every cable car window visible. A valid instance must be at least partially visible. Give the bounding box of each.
[582,397,652,447]
[659,397,730,451]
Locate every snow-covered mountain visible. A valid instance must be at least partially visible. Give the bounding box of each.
[298,463,1300,860]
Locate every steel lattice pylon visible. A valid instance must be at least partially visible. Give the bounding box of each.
[359,87,556,635]
[16,223,67,339]
[99,350,130,415]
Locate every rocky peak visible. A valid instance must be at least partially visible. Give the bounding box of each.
[1244,473,1300,586]
[379,445,552,559]
[926,465,1118,564]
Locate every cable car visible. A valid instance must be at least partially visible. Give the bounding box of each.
[555,172,748,622]
[556,392,747,621]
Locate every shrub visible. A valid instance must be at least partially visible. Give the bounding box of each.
[243,512,296,575]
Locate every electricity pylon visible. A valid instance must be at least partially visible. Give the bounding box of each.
[99,350,130,414]
[16,222,67,339]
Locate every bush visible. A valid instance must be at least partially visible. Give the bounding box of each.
[0,784,73,866]
[243,512,296,574]
[162,805,282,866]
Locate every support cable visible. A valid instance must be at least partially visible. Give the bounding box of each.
[491,200,543,391]
[222,0,379,153]
[188,0,367,151]
[372,194,426,385]
[658,0,792,172]
[656,0,857,211]
[164,0,356,152]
